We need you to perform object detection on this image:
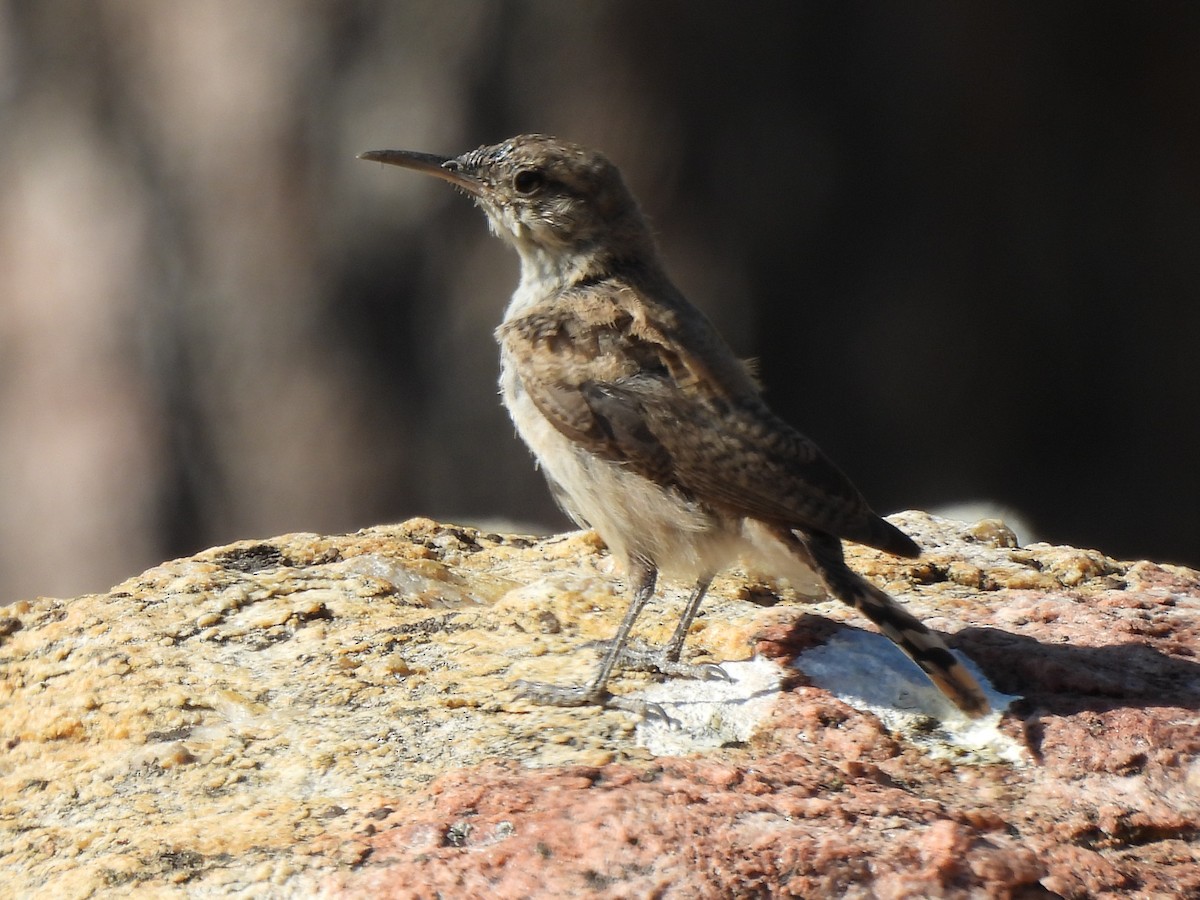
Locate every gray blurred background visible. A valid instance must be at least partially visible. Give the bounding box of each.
[2,1,1198,603]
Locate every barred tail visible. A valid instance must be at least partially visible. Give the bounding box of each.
[788,529,990,718]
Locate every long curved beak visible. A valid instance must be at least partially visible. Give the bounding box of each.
[358,149,484,197]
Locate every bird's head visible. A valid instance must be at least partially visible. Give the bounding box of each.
[361,134,652,275]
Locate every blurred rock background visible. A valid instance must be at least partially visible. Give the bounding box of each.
[1,1,1197,603]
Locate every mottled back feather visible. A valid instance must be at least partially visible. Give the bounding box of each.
[498,280,920,558]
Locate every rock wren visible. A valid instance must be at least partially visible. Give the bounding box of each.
[360,135,989,718]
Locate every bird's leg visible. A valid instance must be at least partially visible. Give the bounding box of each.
[515,559,668,715]
[611,575,729,681]
[663,575,714,662]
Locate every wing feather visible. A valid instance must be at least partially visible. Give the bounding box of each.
[497,285,918,557]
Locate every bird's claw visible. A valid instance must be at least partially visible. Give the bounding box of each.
[608,642,730,682]
[513,679,670,721]
[696,661,733,682]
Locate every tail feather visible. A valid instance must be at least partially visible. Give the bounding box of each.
[785,528,990,718]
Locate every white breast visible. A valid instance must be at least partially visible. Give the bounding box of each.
[498,349,744,582]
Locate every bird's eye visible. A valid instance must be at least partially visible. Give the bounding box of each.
[512,169,544,195]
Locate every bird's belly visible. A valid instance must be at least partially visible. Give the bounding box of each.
[500,361,741,581]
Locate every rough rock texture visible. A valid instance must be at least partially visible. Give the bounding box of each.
[2,513,1197,898]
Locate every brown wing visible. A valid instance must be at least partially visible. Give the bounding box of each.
[497,287,919,558]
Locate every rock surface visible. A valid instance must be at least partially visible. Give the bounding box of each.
[2,513,1197,898]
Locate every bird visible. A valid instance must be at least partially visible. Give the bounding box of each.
[359,134,989,719]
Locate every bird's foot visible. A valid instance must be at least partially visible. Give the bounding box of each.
[513,679,669,721]
[610,641,731,682]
